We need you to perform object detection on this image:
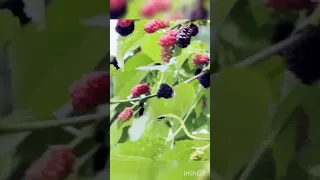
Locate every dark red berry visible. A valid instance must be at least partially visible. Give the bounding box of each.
[69,72,109,112]
[132,83,150,98]
[119,107,134,121]
[24,146,75,180]
[115,20,135,36]
[198,70,210,88]
[110,0,127,19]
[144,20,170,33]
[157,83,174,99]
[159,30,178,46]
[176,26,193,48]
[189,23,199,36]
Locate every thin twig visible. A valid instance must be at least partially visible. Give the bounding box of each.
[0,112,108,134]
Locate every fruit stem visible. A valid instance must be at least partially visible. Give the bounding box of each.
[158,114,210,141]
[110,94,157,104]
[0,112,108,134]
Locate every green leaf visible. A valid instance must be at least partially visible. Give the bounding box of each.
[157,140,209,161]
[113,52,153,98]
[148,83,196,120]
[211,67,272,178]
[0,10,20,42]
[212,0,238,28]
[110,137,168,160]
[273,121,296,178]
[141,33,164,63]
[116,21,150,68]
[248,0,269,27]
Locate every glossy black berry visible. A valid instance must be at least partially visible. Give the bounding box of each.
[189,23,199,36]
[282,26,320,85]
[272,21,294,44]
[115,21,135,37]
[176,27,192,48]
[198,71,210,88]
[157,83,174,99]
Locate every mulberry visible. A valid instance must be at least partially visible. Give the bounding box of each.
[281,26,320,85]
[159,30,178,46]
[153,0,172,11]
[24,146,75,180]
[132,83,150,98]
[110,0,127,19]
[193,54,210,66]
[176,26,193,48]
[272,21,294,44]
[119,107,134,121]
[198,70,210,88]
[189,23,199,36]
[69,72,109,112]
[161,45,174,63]
[157,83,174,99]
[115,20,135,36]
[144,20,170,33]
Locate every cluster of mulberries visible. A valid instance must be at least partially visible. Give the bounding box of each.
[144,20,170,33]
[280,26,320,85]
[69,72,109,112]
[176,25,198,48]
[141,0,172,18]
[159,30,178,46]
[24,146,75,180]
[115,20,135,36]
[110,0,127,19]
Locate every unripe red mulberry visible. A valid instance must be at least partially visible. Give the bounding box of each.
[24,146,75,180]
[69,71,109,112]
[193,54,210,65]
[161,45,174,63]
[159,30,178,46]
[144,20,170,33]
[118,19,134,27]
[132,83,150,98]
[119,107,134,121]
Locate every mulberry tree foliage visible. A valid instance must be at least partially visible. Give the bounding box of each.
[110,19,210,180]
